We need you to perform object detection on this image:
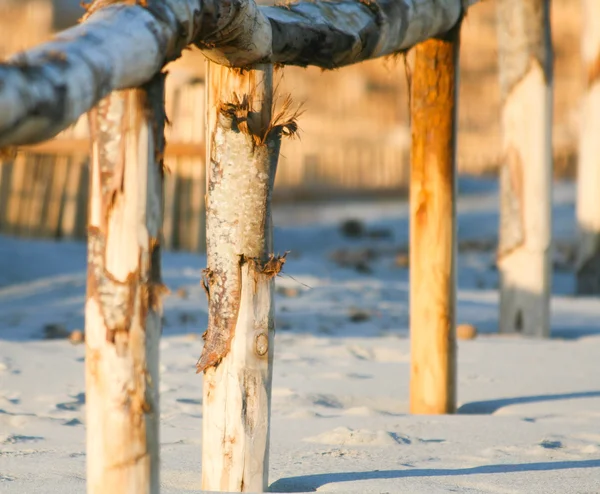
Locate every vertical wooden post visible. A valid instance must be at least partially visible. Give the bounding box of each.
[496,0,553,337]
[576,0,600,294]
[199,62,286,492]
[409,24,460,414]
[85,75,166,494]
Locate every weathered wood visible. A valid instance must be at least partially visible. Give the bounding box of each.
[85,76,166,494]
[199,62,289,492]
[575,0,600,294]
[0,0,471,149]
[496,0,553,337]
[409,26,459,414]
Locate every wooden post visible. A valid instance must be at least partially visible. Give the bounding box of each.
[496,0,553,337]
[198,62,290,492]
[575,0,600,294]
[85,75,166,494]
[409,24,460,414]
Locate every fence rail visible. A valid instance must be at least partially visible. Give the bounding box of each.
[0,0,470,149]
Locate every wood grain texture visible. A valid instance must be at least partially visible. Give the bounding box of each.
[200,61,283,492]
[409,26,459,415]
[85,76,166,494]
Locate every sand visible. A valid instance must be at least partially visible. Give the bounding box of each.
[1,179,599,493]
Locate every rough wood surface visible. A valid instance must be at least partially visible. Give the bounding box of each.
[200,62,285,492]
[409,26,459,415]
[575,0,600,294]
[85,76,166,494]
[0,0,470,148]
[496,0,553,337]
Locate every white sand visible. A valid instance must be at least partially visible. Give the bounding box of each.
[1,180,599,493]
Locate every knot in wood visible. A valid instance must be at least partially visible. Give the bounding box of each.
[255,332,269,357]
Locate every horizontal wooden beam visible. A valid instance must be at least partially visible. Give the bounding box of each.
[0,0,475,149]
[19,138,205,158]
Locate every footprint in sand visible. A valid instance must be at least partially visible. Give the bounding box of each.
[175,398,202,405]
[56,392,85,411]
[347,372,374,380]
[1,434,44,445]
[63,418,82,427]
[309,394,344,409]
[305,426,410,446]
[346,344,409,363]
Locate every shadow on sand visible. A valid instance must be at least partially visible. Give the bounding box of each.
[457,390,600,414]
[269,459,600,492]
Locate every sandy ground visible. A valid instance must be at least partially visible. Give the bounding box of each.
[1,179,600,493]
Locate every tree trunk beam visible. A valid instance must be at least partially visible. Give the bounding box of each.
[200,61,287,492]
[85,76,166,494]
[496,0,553,337]
[409,27,459,415]
[0,0,471,149]
[575,0,600,294]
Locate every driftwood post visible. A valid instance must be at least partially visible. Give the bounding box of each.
[85,76,166,494]
[409,24,460,414]
[496,0,553,337]
[576,0,600,294]
[198,62,293,492]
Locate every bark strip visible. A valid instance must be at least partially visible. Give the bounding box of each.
[409,25,459,415]
[85,75,166,494]
[0,0,469,148]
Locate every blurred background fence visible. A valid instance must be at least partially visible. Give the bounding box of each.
[0,0,583,251]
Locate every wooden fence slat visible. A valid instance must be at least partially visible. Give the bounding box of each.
[5,154,27,234]
[0,160,9,229]
[45,155,70,237]
[409,23,460,415]
[61,158,84,239]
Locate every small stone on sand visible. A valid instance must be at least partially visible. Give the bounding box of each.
[457,324,477,340]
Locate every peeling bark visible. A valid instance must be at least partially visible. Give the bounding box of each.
[200,62,283,492]
[575,0,600,294]
[496,0,553,337]
[85,75,166,494]
[409,25,459,415]
[0,0,468,149]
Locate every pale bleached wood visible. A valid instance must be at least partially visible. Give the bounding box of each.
[575,0,600,294]
[199,62,286,492]
[409,26,459,414]
[0,0,472,149]
[496,0,553,337]
[85,76,166,494]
